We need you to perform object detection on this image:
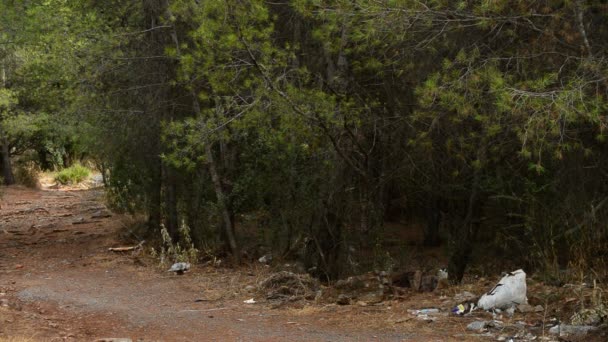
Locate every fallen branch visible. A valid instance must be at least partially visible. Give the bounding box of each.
[108,240,145,252]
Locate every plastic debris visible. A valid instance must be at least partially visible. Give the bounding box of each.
[410,308,440,315]
[437,268,448,280]
[466,320,488,331]
[167,262,190,275]
[452,302,476,315]
[243,298,256,304]
[258,254,272,264]
[477,269,527,310]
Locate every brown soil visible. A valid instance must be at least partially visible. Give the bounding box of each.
[0,184,603,341]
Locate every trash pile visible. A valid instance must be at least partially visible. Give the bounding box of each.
[477,269,528,310]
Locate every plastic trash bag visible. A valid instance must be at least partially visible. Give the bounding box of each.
[477,269,527,310]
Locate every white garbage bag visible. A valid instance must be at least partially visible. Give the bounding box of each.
[477,269,528,310]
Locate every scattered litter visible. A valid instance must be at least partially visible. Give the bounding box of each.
[477,269,527,310]
[466,320,503,332]
[258,254,272,264]
[467,320,488,331]
[414,314,436,322]
[408,308,442,321]
[409,308,440,315]
[243,298,256,304]
[167,262,190,275]
[452,302,476,315]
[548,324,598,337]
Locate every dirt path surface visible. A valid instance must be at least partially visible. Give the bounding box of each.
[0,185,579,341]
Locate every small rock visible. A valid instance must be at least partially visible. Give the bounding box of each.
[244,285,256,292]
[356,301,368,306]
[96,339,133,342]
[467,320,488,331]
[518,304,544,313]
[548,324,598,336]
[517,304,533,313]
[357,290,384,304]
[336,294,351,305]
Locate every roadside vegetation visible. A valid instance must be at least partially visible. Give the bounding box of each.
[53,164,91,185]
[0,0,606,289]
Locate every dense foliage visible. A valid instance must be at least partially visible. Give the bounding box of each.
[1,0,607,283]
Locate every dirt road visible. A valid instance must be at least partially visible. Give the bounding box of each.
[0,186,512,341]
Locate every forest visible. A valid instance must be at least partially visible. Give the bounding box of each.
[1,0,607,287]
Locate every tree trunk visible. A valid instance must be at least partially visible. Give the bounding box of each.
[205,141,240,263]
[163,164,179,240]
[147,158,162,232]
[0,129,15,185]
[448,164,483,284]
[423,198,442,247]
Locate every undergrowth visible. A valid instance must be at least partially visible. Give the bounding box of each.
[151,220,199,266]
[54,163,90,185]
[14,161,40,188]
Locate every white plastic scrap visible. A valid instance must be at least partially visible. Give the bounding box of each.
[167,262,191,273]
[437,268,448,280]
[477,269,527,310]
[258,254,272,264]
[243,298,256,304]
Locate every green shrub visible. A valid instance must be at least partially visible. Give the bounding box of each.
[54,163,91,185]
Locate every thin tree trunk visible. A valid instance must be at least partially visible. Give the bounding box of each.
[423,198,442,247]
[147,158,162,232]
[0,128,14,185]
[448,147,485,284]
[163,164,179,240]
[1,64,14,185]
[204,140,240,263]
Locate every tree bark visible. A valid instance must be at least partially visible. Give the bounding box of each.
[0,128,15,185]
[147,157,162,232]
[163,164,179,240]
[448,155,483,284]
[423,198,442,247]
[204,140,240,263]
